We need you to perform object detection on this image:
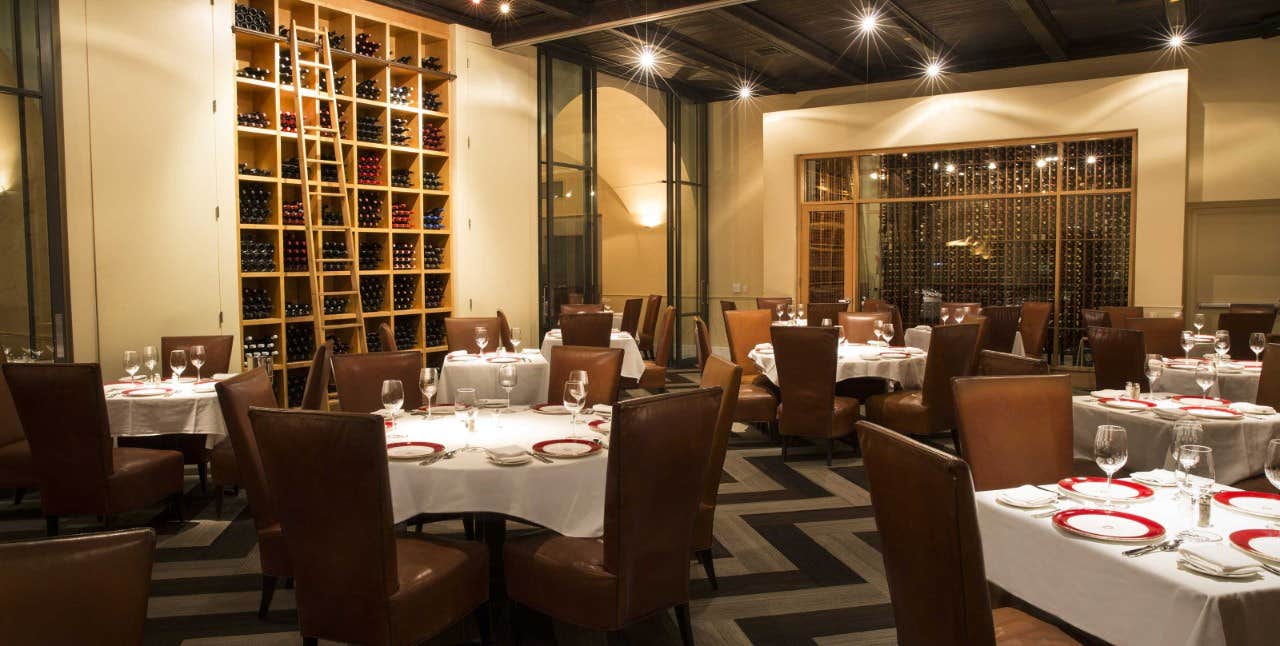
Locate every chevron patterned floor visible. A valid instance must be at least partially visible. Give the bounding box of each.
[0,369,908,645]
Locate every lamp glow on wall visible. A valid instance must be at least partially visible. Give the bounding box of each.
[639,203,665,229]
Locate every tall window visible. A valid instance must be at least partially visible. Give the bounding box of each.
[0,0,67,360]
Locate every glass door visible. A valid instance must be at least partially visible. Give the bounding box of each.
[668,97,706,367]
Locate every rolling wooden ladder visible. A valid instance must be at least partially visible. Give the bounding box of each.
[287,21,366,353]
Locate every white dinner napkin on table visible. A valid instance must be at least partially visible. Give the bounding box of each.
[448,350,469,357]
[1230,402,1277,416]
[998,485,1058,508]
[485,445,529,464]
[1179,543,1261,576]
[1153,407,1189,421]
[591,404,613,417]
[1130,469,1178,486]
[1090,389,1125,399]
[914,325,931,331]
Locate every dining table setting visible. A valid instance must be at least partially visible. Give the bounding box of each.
[748,339,926,389]
[436,348,550,406]
[904,324,1026,356]
[102,374,235,446]
[539,328,646,380]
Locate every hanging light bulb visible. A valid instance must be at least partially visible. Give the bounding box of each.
[638,46,657,71]
[859,12,878,34]
[737,84,754,99]
[499,1,511,15]
[925,60,943,78]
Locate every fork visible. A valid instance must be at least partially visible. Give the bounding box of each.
[1123,538,1181,557]
[1259,562,1280,576]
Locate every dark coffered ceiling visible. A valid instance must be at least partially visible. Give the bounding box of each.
[376,0,1280,101]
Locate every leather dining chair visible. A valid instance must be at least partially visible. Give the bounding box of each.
[862,300,905,346]
[856,421,1079,646]
[1100,306,1144,330]
[1082,308,1111,329]
[249,408,490,645]
[560,303,604,317]
[0,528,156,645]
[497,310,516,352]
[214,367,291,617]
[619,298,643,338]
[838,311,890,343]
[331,350,423,413]
[377,321,397,351]
[300,340,334,411]
[694,316,713,371]
[953,374,1074,491]
[772,326,859,466]
[757,296,793,321]
[1087,326,1146,391]
[3,363,184,536]
[561,311,613,347]
[980,305,1021,353]
[504,388,720,646]
[1257,344,1280,409]
[547,345,625,407]
[865,323,980,448]
[719,300,738,336]
[1230,303,1278,315]
[638,294,663,357]
[960,315,990,371]
[444,316,501,354]
[1126,317,1184,357]
[1218,312,1277,360]
[723,309,780,429]
[806,302,848,327]
[0,353,37,505]
[1019,301,1053,359]
[978,350,1049,376]
[941,302,982,319]
[693,357,741,589]
[636,306,676,390]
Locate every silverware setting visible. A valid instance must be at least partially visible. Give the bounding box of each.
[1123,538,1181,558]
[526,451,553,464]
[1258,562,1280,576]
[418,449,459,466]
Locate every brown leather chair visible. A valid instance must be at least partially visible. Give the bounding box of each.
[806,302,848,327]
[953,374,1074,491]
[694,356,741,589]
[496,310,516,352]
[856,421,1078,646]
[865,323,980,444]
[619,298,643,338]
[1087,326,1146,391]
[941,302,982,319]
[503,388,720,646]
[1082,308,1110,329]
[3,363,184,536]
[0,528,156,645]
[863,300,905,346]
[757,296,793,321]
[444,316,501,354]
[838,311,890,343]
[331,350,423,413]
[1100,306,1144,330]
[980,305,1020,353]
[377,321,396,351]
[772,326,858,465]
[1019,301,1053,358]
[638,294,663,356]
[249,408,489,645]
[547,345,625,407]
[962,315,990,371]
[637,306,676,389]
[1230,303,1278,315]
[719,300,738,336]
[723,309,779,427]
[1218,312,1277,360]
[1127,317,1184,357]
[694,316,712,371]
[301,340,334,411]
[560,303,604,316]
[978,350,1049,376]
[1256,343,1280,409]
[214,367,291,617]
[0,353,36,504]
[561,311,613,347]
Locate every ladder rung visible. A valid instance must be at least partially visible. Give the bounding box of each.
[297,60,326,68]
[292,25,321,34]
[310,191,347,198]
[324,290,358,296]
[305,126,339,133]
[323,323,362,330]
[308,159,341,165]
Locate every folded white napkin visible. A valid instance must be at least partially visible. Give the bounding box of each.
[448,350,468,357]
[211,373,235,380]
[1091,389,1125,399]
[592,404,613,417]
[914,325,931,330]
[999,485,1058,508]
[1131,469,1177,486]
[859,350,882,361]
[1179,543,1261,576]
[486,445,527,461]
[1230,402,1277,415]
[1153,407,1189,421]
[754,343,773,351]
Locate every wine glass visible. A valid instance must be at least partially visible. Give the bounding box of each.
[1165,420,1204,495]
[418,368,438,416]
[143,345,158,383]
[872,320,884,345]
[382,379,405,435]
[786,303,796,324]
[1176,444,1218,542]
[1180,330,1195,360]
[169,349,187,385]
[454,387,478,432]
[475,326,489,356]
[601,298,612,312]
[569,369,589,390]
[1251,332,1266,362]
[939,306,950,324]
[563,380,586,427]
[190,345,206,381]
[1144,354,1163,397]
[498,364,518,412]
[510,327,523,353]
[123,350,140,383]
[1265,439,1280,491]
[1193,313,1205,335]
[1213,330,1230,360]
[954,308,967,324]
[796,304,806,324]
[1093,425,1129,510]
[775,304,785,321]
[881,323,895,346]
[1194,361,1217,400]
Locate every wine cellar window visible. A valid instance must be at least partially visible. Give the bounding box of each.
[797,133,1136,365]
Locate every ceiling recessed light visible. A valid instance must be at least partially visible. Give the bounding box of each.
[638,46,657,71]
[1168,32,1185,48]
[499,2,511,14]
[737,84,753,99]
[925,60,943,78]
[859,12,878,34]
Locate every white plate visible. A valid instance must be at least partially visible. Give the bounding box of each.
[1221,496,1280,518]
[1060,513,1156,539]
[387,445,438,460]
[1100,398,1155,411]
[1060,480,1147,501]
[532,404,569,415]
[1237,536,1280,563]
[123,387,171,398]
[541,442,593,457]
[1184,407,1243,420]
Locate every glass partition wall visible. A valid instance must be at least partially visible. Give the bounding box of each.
[799,133,1135,364]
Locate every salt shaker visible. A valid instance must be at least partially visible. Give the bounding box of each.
[1125,381,1141,400]
[1197,492,1212,527]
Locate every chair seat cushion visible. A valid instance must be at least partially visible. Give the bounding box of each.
[504,531,619,631]
[105,447,184,513]
[777,396,860,439]
[0,439,37,487]
[864,390,936,437]
[210,439,239,487]
[637,361,667,390]
[992,607,1078,644]
[734,383,778,423]
[389,535,489,644]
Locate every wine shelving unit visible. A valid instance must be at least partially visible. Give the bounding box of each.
[234,0,454,405]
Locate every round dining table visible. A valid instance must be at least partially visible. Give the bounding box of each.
[437,350,551,405]
[749,342,927,390]
[540,329,646,380]
[1154,358,1262,403]
[103,378,229,447]
[905,325,1026,356]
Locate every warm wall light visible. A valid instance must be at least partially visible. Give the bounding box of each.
[1086,155,1097,164]
[1168,32,1185,48]
[640,204,664,229]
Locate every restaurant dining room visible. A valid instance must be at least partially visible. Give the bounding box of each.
[3,0,1280,644]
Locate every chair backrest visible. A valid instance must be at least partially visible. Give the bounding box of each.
[2,363,114,511]
[604,388,720,624]
[1126,317,1184,357]
[856,421,996,646]
[1230,303,1277,315]
[806,302,848,327]
[1087,326,1146,390]
[161,334,234,378]
[719,300,738,335]
[771,326,838,437]
[1099,306,1144,330]
[214,367,282,533]
[757,296,793,321]
[694,317,713,371]
[497,310,516,352]
[376,322,396,351]
[1019,301,1053,358]
[560,303,604,317]
[1258,344,1280,409]
[963,315,990,371]
[331,350,423,413]
[839,311,890,343]
[300,341,333,411]
[920,323,980,430]
[547,345,624,407]
[1082,308,1111,329]
[0,528,155,645]
[977,350,1048,376]
[941,302,982,318]
[953,375,1073,491]
[979,305,1020,353]
[0,353,23,448]
[724,309,771,377]
[619,299,643,337]
[652,306,676,368]
[694,356,742,551]
[1218,312,1277,360]
[641,295,663,338]
[863,300,905,346]
[444,316,501,354]
[249,408,398,645]
[561,311,613,347]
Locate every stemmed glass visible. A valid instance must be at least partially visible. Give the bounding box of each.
[1251,332,1267,362]
[601,298,612,312]
[569,369,589,391]
[475,326,489,357]
[382,379,405,435]
[775,304,785,322]
[1195,361,1217,400]
[1193,313,1205,335]
[454,387,478,432]
[1180,331,1195,360]
[418,368,438,416]
[796,304,806,324]
[786,304,796,324]
[123,350,140,383]
[169,350,187,385]
[1144,354,1163,398]
[143,346,158,384]
[1094,425,1128,510]
[190,345,206,381]
[1265,439,1280,491]
[563,380,586,427]
[1165,420,1204,496]
[499,364,518,413]
[954,308,967,324]
[939,306,950,324]
[1213,330,1230,361]
[510,327,522,353]
[1176,445,1218,542]
[881,323,895,346]
[872,320,884,345]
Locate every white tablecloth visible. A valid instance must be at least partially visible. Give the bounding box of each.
[977,484,1280,646]
[1072,396,1280,485]
[385,409,608,537]
[905,326,1025,356]
[437,352,550,405]
[103,381,228,447]
[540,330,646,380]
[748,344,926,390]
[1155,363,1261,404]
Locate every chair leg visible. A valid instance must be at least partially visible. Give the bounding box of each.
[674,603,694,646]
[197,462,208,494]
[45,516,58,537]
[696,549,718,590]
[474,600,493,646]
[949,428,962,457]
[13,488,25,505]
[258,575,277,619]
[172,492,184,523]
[463,514,475,540]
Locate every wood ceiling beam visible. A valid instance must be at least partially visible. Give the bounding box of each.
[1002,0,1069,61]
[715,5,863,85]
[881,1,945,60]
[371,0,489,31]
[610,24,790,94]
[492,0,759,48]
[522,1,588,20]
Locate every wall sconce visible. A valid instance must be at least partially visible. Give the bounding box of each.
[639,204,664,229]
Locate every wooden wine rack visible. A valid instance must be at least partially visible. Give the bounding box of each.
[233,0,454,406]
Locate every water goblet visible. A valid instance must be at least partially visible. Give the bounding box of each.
[1213,330,1230,360]
[143,345,158,384]
[1144,354,1163,397]
[382,379,405,435]
[1180,331,1195,360]
[1194,361,1217,400]
[475,326,489,356]
[1176,445,1219,542]
[1094,425,1128,510]
[169,349,187,385]
[190,345,206,381]
[510,327,523,353]
[499,364,518,413]
[563,380,586,427]
[419,368,438,416]
[1193,313,1205,335]
[1251,332,1266,362]
[123,350,140,383]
